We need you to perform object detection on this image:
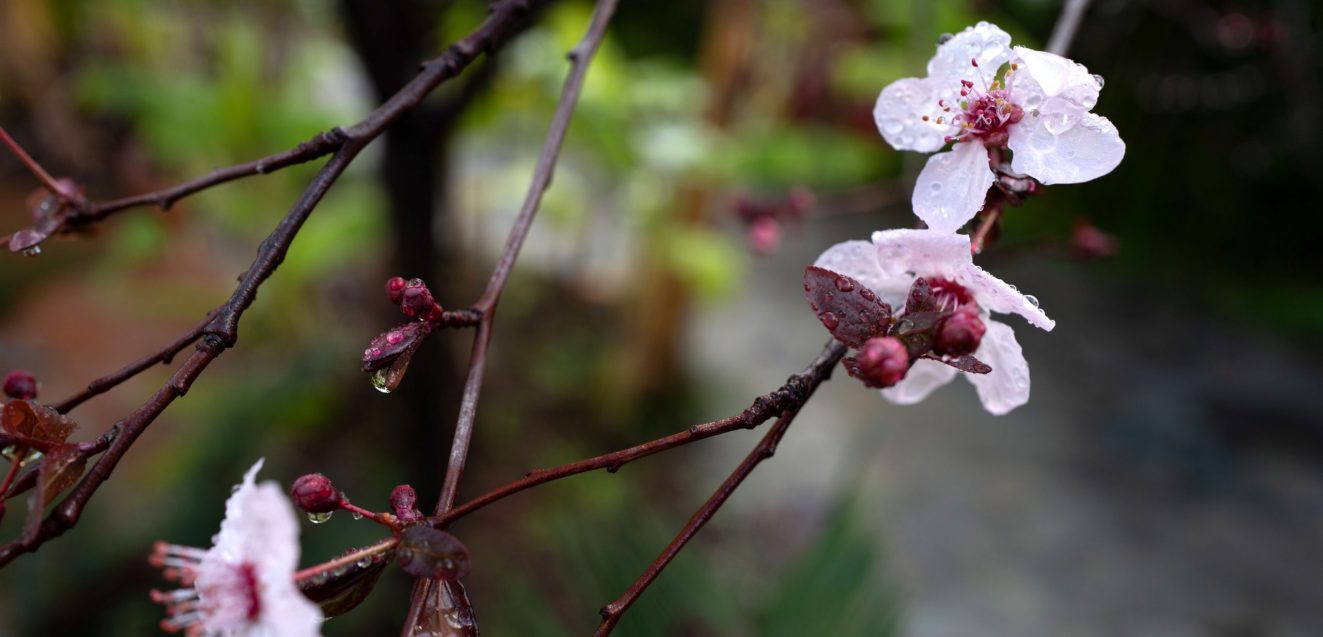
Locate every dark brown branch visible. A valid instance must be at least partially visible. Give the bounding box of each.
[593,341,843,636]
[432,340,848,527]
[0,0,552,568]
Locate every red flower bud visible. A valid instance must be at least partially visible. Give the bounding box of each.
[290,473,341,514]
[390,485,420,523]
[933,307,986,357]
[849,336,910,388]
[400,279,440,319]
[3,370,38,400]
[386,277,408,305]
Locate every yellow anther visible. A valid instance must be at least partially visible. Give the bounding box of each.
[922,115,930,122]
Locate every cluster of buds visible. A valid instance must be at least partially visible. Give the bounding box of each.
[733,187,814,255]
[385,277,444,323]
[290,472,421,529]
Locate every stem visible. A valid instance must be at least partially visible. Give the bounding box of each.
[433,340,848,527]
[0,127,76,200]
[595,406,811,635]
[0,455,23,498]
[1046,0,1093,56]
[293,537,399,584]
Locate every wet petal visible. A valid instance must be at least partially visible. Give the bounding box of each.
[874,77,949,153]
[928,22,1013,83]
[871,228,970,279]
[965,320,1031,415]
[1011,46,1100,111]
[954,263,1055,331]
[881,358,959,405]
[912,142,995,233]
[1008,112,1124,185]
[814,240,911,306]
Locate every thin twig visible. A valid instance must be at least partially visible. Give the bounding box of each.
[593,381,837,635]
[403,1,621,631]
[433,340,848,527]
[0,127,78,200]
[1045,0,1093,56]
[0,0,551,568]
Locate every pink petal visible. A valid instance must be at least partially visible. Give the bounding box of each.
[874,77,948,153]
[953,263,1055,331]
[1008,112,1125,185]
[870,228,969,279]
[881,358,960,405]
[912,141,996,233]
[1011,46,1100,111]
[928,22,1013,82]
[964,320,1031,415]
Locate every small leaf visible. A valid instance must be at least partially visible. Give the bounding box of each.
[413,579,479,637]
[904,277,939,313]
[22,444,84,543]
[397,526,472,581]
[362,322,430,393]
[2,400,77,445]
[923,353,992,374]
[299,544,395,618]
[802,266,892,348]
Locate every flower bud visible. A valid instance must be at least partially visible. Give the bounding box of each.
[290,473,341,514]
[852,336,910,388]
[747,216,781,255]
[3,370,38,400]
[400,279,439,319]
[386,277,408,305]
[933,307,986,357]
[390,484,421,523]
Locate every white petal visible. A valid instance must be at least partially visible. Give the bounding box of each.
[1011,46,1100,111]
[965,320,1031,415]
[870,228,970,279]
[1008,112,1124,185]
[259,577,325,637]
[912,142,995,233]
[928,22,1013,82]
[874,77,949,153]
[881,358,959,405]
[953,263,1055,331]
[814,240,911,306]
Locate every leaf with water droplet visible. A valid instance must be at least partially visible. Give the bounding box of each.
[802,266,892,348]
[2,400,77,445]
[362,322,431,393]
[922,353,991,374]
[397,526,472,581]
[414,579,479,637]
[299,543,396,617]
[21,443,85,543]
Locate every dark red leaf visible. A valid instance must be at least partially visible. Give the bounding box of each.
[412,579,479,637]
[397,526,472,581]
[922,353,992,374]
[362,322,431,393]
[2,400,77,445]
[22,443,85,543]
[802,266,892,348]
[299,544,395,617]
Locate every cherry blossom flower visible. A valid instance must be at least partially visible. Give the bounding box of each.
[150,459,322,636]
[815,229,1054,414]
[873,22,1125,233]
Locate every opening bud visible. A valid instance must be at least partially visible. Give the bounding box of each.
[933,307,986,357]
[390,485,421,523]
[386,276,408,305]
[847,336,910,388]
[291,473,341,514]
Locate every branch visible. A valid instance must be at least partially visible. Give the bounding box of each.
[432,340,848,527]
[403,0,621,631]
[1045,0,1093,56]
[0,0,551,568]
[593,349,841,636]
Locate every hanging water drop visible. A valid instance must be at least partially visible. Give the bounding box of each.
[1025,294,1040,308]
[351,511,364,521]
[356,557,372,569]
[306,511,334,524]
[21,246,41,257]
[370,368,392,394]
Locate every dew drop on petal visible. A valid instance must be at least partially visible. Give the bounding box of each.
[930,182,943,192]
[937,33,954,45]
[1092,73,1105,88]
[1025,294,1040,308]
[306,511,334,524]
[1008,284,1018,292]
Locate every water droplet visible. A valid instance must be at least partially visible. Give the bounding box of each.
[21,246,41,257]
[883,120,903,135]
[860,288,877,302]
[820,312,839,330]
[1025,294,1040,308]
[930,182,943,192]
[370,368,392,394]
[1008,284,1018,291]
[386,331,404,345]
[834,277,854,292]
[351,511,364,521]
[356,557,371,568]
[937,33,954,45]
[897,319,915,333]
[306,511,334,524]
[1091,73,1105,88]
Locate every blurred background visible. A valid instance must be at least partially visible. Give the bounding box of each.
[1,0,1321,635]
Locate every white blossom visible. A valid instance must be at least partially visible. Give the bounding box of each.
[874,22,1125,232]
[815,229,1053,414]
[150,459,322,636]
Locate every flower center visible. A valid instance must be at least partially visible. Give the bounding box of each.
[924,59,1025,147]
[928,277,975,311]
[150,542,264,634]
